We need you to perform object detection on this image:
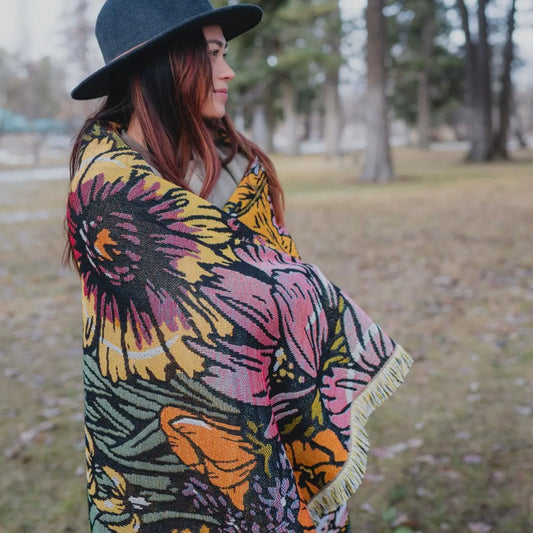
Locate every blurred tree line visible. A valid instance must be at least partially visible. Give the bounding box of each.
[215,0,530,181]
[0,0,531,178]
[0,52,66,123]
[0,49,68,163]
[213,0,347,157]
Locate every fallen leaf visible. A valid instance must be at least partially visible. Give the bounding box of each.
[491,470,505,483]
[416,486,435,498]
[468,522,492,532]
[364,473,385,483]
[514,405,532,416]
[3,367,20,378]
[360,502,375,514]
[439,468,463,481]
[467,393,483,403]
[4,422,56,459]
[463,453,484,465]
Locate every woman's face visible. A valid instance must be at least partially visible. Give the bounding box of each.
[201,25,235,120]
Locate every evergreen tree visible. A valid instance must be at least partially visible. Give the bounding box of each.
[385,0,464,148]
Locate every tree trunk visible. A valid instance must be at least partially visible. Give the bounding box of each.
[458,0,493,161]
[65,0,96,120]
[252,104,272,153]
[492,0,517,159]
[324,75,341,158]
[324,0,342,159]
[511,95,527,148]
[234,106,245,133]
[456,0,475,122]
[265,99,276,153]
[280,79,300,155]
[360,0,394,183]
[417,1,435,150]
[469,0,493,161]
[456,0,494,161]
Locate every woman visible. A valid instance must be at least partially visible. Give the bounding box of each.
[67,1,412,532]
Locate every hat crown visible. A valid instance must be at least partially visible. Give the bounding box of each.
[97,0,216,64]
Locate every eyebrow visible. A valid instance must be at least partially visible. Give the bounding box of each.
[207,39,228,49]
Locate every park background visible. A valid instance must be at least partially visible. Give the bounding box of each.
[0,0,532,531]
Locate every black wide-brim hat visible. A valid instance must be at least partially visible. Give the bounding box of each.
[71,0,263,100]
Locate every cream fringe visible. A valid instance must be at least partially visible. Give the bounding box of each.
[307,344,413,523]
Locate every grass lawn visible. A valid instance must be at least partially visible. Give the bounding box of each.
[1,148,532,532]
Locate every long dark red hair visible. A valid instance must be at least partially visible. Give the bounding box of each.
[69,29,284,221]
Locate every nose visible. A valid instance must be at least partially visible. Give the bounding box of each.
[220,58,235,81]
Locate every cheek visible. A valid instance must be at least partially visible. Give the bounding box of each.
[211,64,219,82]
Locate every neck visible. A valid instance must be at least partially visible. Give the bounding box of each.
[127,113,145,147]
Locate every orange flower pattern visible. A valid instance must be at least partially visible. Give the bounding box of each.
[160,406,256,510]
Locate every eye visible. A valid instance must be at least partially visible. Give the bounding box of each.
[207,45,228,59]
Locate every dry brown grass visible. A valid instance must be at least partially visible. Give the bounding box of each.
[1,148,532,532]
[280,148,533,533]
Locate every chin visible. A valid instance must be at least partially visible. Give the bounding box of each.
[201,100,227,120]
[202,110,226,120]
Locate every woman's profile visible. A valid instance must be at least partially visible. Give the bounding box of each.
[67,1,412,531]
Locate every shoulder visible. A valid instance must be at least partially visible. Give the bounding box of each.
[71,122,162,193]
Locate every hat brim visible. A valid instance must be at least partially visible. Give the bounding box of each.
[71,4,262,100]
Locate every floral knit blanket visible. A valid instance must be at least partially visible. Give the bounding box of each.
[67,122,412,533]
